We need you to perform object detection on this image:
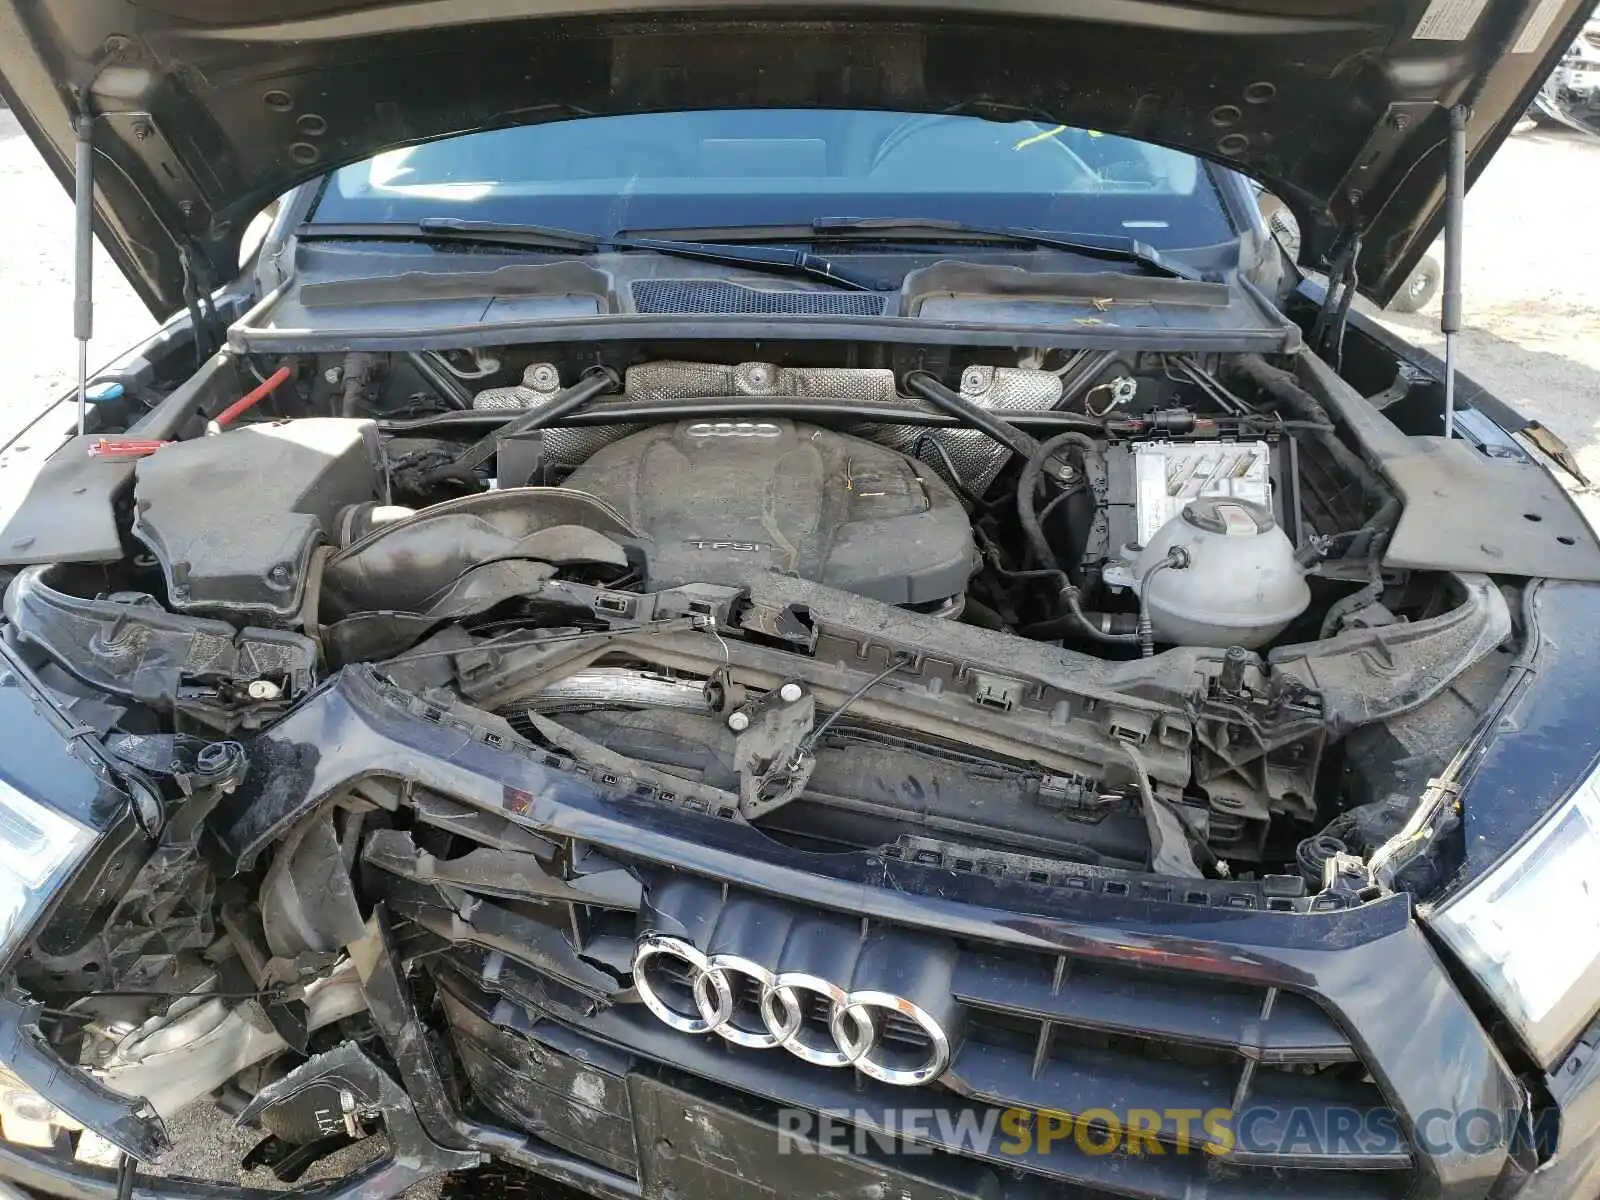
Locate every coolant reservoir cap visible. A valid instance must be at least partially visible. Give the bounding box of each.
[1181,497,1275,537]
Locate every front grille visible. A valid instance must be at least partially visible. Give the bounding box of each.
[438,961,1413,1200]
[631,279,887,315]
[943,947,1402,1172]
[369,788,1412,1197]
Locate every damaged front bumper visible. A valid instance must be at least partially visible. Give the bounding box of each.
[0,662,1592,1200]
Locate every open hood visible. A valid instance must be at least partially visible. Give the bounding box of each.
[0,0,1590,315]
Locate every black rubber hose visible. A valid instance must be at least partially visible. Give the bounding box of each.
[424,366,620,483]
[1016,430,1100,576]
[991,562,1141,645]
[997,429,1142,646]
[339,352,376,417]
[1348,492,1401,560]
[404,350,473,410]
[1233,353,1332,423]
[960,597,1008,630]
[1020,601,1140,640]
[1233,353,1396,522]
[1320,553,1388,638]
[1296,833,1349,887]
[1233,355,1403,627]
[904,370,1041,462]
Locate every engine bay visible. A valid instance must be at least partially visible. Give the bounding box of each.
[0,344,1511,884]
[0,334,1533,1181]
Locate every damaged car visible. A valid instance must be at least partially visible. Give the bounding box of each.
[1,1,1599,1198]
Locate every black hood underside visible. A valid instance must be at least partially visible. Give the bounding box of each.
[0,0,1592,314]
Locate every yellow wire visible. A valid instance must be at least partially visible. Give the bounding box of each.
[1012,124,1067,151]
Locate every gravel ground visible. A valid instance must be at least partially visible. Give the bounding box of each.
[3,106,1600,1191]
[0,110,155,440]
[1358,121,1600,520]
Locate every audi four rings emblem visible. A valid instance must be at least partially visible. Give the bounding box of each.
[632,934,952,1086]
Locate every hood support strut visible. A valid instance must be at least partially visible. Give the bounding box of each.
[1441,105,1468,439]
[71,97,93,437]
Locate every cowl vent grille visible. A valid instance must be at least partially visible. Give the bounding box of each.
[631,279,886,316]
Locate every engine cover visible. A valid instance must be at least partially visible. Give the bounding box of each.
[563,420,975,605]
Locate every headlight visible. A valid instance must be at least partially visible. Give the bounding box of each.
[1426,769,1600,1069]
[0,780,98,1148]
[0,779,94,959]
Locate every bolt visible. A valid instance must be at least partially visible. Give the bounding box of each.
[131,119,153,142]
[246,679,282,701]
[1389,112,1411,131]
[268,564,291,584]
[1219,645,1248,693]
[727,710,751,733]
[779,682,803,703]
[1346,188,1364,207]
[1051,462,1077,484]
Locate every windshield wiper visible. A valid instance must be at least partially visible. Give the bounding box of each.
[816,218,1201,280]
[299,218,887,291]
[619,217,1202,281]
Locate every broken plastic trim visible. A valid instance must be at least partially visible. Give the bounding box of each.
[348,909,642,1198]
[3,566,317,731]
[0,1040,478,1200]
[0,993,168,1162]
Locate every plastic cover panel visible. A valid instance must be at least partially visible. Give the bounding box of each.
[132,419,380,622]
[563,420,975,604]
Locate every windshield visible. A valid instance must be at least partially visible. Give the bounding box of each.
[311,110,1234,250]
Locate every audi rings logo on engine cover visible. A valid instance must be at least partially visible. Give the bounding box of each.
[632,934,952,1086]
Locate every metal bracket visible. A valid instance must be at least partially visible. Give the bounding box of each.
[237,1042,480,1194]
[730,679,816,819]
[1329,101,1436,230]
[99,113,207,223]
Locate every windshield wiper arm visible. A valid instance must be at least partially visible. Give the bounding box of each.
[301,218,886,291]
[810,218,1202,280]
[300,218,605,253]
[617,234,885,291]
[621,216,1200,280]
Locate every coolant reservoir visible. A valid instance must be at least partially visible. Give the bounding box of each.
[1134,497,1309,648]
